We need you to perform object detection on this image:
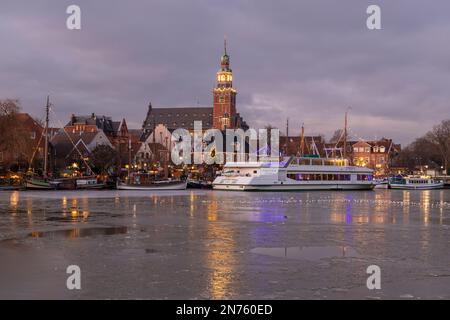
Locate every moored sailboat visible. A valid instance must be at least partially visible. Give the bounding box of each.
[25,96,55,190]
[116,138,187,190]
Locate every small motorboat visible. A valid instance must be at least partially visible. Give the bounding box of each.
[374,178,389,189]
[389,176,444,190]
[187,179,212,189]
[76,177,105,190]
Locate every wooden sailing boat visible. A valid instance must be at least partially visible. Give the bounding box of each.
[116,134,186,190]
[25,96,56,190]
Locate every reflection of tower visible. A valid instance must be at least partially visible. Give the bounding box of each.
[213,39,237,130]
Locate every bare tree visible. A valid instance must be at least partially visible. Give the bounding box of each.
[0,99,20,115]
[0,99,36,170]
[427,120,450,173]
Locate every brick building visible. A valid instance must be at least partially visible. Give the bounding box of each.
[351,138,401,175]
[141,40,248,141]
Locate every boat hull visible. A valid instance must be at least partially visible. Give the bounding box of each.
[213,182,375,191]
[77,184,105,190]
[117,181,187,190]
[0,185,23,191]
[25,179,54,190]
[389,182,444,190]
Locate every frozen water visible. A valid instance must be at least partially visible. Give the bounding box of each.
[0,189,449,299]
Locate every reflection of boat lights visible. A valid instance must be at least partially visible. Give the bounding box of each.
[10,191,19,215]
[71,208,78,217]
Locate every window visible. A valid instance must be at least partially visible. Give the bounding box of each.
[357,174,373,181]
[300,158,312,165]
[30,131,36,139]
[365,147,371,153]
[380,146,386,153]
[373,146,379,152]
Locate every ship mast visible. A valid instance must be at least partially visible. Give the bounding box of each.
[300,124,305,157]
[128,138,132,180]
[43,95,50,178]
[343,108,350,159]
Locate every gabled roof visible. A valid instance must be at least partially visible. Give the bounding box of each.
[143,107,214,130]
[66,114,119,135]
[51,131,104,158]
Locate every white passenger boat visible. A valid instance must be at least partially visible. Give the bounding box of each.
[213,156,375,191]
[389,176,444,190]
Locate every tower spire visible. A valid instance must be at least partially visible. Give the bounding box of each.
[224,36,227,55]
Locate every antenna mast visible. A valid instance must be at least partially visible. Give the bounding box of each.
[43,96,50,178]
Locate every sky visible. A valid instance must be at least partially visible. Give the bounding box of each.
[1,0,449,145]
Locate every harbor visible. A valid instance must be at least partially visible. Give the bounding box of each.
[2,1,450,303]
[1,188,450,299]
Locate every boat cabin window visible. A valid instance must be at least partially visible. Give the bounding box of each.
[287,173,352,181]
[409,179,429,184]
[299,158,312,165]
[311,159,322,165]
[357,174,373,181]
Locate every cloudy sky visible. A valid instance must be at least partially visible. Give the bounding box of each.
[1,0,449,145]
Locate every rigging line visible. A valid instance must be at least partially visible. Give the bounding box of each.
[333,129,345,149]
[49,107,96,175]
[27,126,45,171]
[348,127,366,142]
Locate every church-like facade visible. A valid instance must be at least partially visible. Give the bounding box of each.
[141,41,248,138]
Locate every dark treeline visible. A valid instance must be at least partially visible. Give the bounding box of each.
[395,120,450,174]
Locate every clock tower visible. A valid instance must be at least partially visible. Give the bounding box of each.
[213,39,237,130]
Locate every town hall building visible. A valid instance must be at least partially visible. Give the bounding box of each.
[141,41,248,139]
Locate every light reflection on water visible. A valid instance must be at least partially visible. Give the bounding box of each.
[204,193,237,299]
[3,189,450,228]
[0,189,450,299]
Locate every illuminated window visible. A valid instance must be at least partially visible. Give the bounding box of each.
[380,146,385,153]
